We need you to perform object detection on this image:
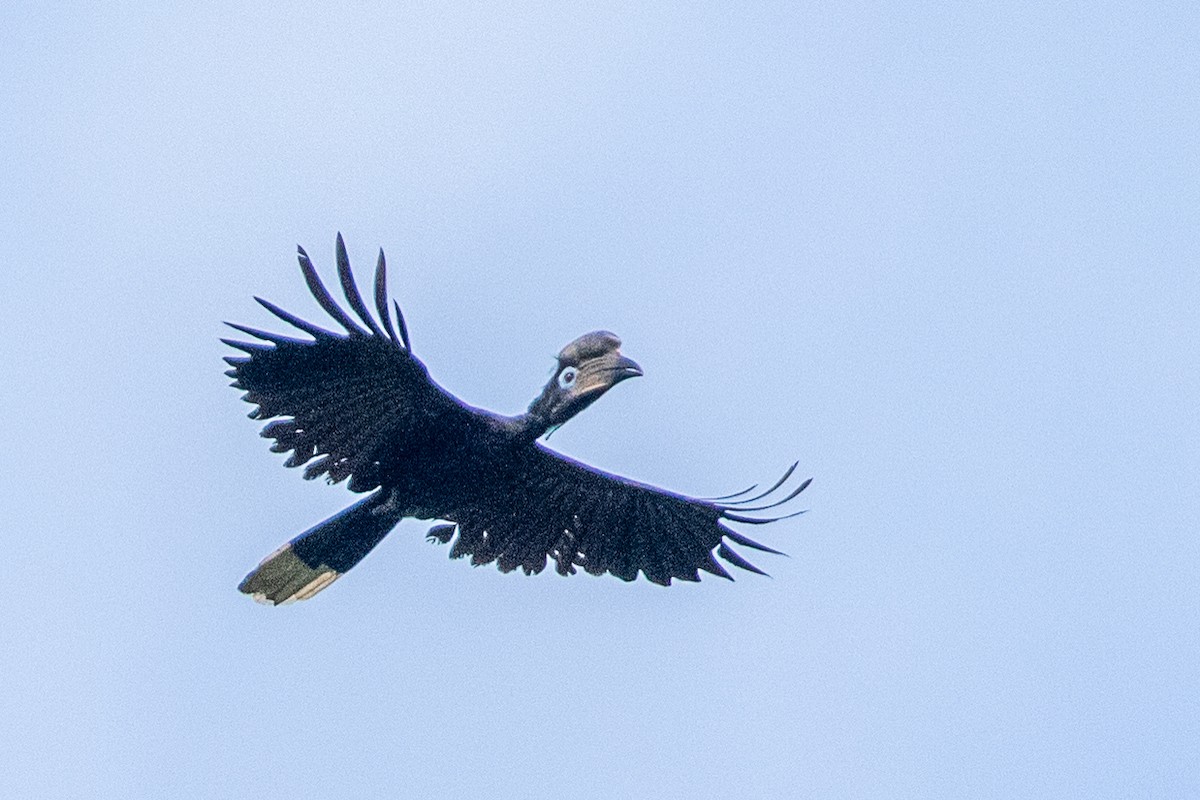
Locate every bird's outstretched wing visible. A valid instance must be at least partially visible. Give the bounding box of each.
[427,447,811,584]
[223,233,476,493]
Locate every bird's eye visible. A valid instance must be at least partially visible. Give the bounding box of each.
[558,366,578,389]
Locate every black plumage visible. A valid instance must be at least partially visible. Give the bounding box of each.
[225,235,810,604]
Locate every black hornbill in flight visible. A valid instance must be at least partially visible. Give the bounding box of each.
[224,235,810,604]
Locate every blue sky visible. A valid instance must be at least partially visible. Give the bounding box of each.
[3,2,1197,797]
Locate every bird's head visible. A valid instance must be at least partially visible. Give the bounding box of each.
[526,331,643,436]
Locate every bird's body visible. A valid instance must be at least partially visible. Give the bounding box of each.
[225,235,809,604]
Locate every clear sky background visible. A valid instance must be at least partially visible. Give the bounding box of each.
[2,3,1197,798]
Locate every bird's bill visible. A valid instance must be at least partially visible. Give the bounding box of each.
[577,352,643,395]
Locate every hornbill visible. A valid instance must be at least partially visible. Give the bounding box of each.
[224,234,810,604]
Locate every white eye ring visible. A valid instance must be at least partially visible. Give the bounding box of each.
[557,366,578,389]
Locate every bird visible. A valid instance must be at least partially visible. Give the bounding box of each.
[224,234,811,605]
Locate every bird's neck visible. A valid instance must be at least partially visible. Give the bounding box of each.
[499,410,554,443]
[505,382,560,441]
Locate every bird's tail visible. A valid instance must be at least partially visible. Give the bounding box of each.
[238,489,405,605]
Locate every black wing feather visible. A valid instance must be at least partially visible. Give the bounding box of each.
[225,237,472,492]
[297,243,368,336]
[431,445,810,585]
[373,250,404,349]
[335,233,387,339]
